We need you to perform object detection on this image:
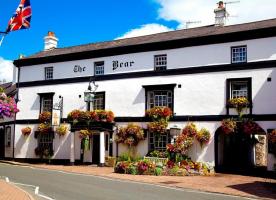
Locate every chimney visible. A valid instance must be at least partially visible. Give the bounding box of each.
[214,1,227,26]
[44,31,58,50]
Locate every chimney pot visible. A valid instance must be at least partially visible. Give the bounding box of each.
[214,1,226,26]
[44,31,58,51]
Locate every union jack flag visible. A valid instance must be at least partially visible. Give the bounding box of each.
[6,0,32,33]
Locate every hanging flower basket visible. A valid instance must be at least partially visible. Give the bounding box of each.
[147,120,168,135]
[116,123,145,146]
[39,111,52,123]
[56,124,68,136]
[0,90,19,119]
[221,119,237,134]
[146,107,172,121]
[196,128,211,147]
[79,129,92,139]
[182,122,198,137]
[38,123,52,134]
[241,120,263,135]
[21,127,32,136]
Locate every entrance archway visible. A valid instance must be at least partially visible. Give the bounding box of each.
[215,122,266,173]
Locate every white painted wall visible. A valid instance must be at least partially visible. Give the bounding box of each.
[19,36,276,82]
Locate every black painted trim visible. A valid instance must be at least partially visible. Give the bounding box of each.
[18,60,276,88]
[226,77,252,115]
[14,26,276,67]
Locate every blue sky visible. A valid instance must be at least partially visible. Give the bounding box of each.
[0,0,276,81]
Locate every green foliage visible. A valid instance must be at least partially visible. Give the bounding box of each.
[154,167,163,176]
[117,152,142,162]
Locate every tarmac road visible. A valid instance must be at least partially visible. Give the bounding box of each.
[0,163,253,200]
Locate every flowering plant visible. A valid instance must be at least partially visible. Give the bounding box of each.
[221,119,237,134]
[174,134,194,155]
[114,161,130,174]
[21,127,32,136]
[38,123,51,134]
[241,120,262,135]
[146,107,172,121]
[0,91,19,118]
[56,124,68,136]
[67,109,114,123]
[79,129,92,139]
[39,111,52,123]
[228,97,249,116]
[116,123,145,146]
[147,120,168,134]
[137,160,149,174]
[182,123,198,137]
[196,128,211,147]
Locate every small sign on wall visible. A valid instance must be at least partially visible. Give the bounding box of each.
[52,109,61,126]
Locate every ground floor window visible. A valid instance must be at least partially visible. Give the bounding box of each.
[38,133,53,152]
[149,131,170,152]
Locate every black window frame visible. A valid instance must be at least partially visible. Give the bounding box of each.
[38,92,55,113]
[94,61,105,76]
[5,126,11,147]
[143,84,176,113]
[231,45,247,64]
[154,54,167,71]
[148,131,170,152]
[226,78,252,115]
[93,92,105,110]
[44,67,54,80]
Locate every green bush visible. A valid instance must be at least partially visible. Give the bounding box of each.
[127,165,138,175]
[154,167,163,176]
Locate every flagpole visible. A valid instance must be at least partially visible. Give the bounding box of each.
[0,32,8,47]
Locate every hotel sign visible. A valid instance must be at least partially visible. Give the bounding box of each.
[112,60,135,71]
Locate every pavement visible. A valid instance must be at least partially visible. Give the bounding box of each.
[0,179,33,200]
[0,160,276,200]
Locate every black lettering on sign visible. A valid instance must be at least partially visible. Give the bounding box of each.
[112,61,135,71]
[73,65,86,73]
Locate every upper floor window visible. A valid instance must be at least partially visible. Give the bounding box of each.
[45,67,53,80]
[230,81,248,99]
[39,93,54,113]
[93,92,105,110]
[231,46,247,63]
[147,90,173,109]
[94,61,104,76]
[154,54,167,71]
[5,126,11,147]
[143,84,176,111]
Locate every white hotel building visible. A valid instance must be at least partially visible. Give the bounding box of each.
[1,13,276,172]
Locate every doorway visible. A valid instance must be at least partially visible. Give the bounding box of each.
[215,128,254,172]
[92,135,100,164]
[0,128,5,159]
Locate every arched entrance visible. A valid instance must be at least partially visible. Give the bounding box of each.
[215,122,266,173]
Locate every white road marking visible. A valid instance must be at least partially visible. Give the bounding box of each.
[7,164,257,200]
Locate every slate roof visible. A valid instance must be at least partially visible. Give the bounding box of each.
[14,18,276,66]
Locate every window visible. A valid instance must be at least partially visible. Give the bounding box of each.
[94,61,104,76]
[226,78,252,114]
[39,93,54,113]
[154,54,167,71]
[45,67,53,80]
[230,81,248,99]
[93,92,105,110]
[147,90,173,110]
[231,46,247,63]
[38,133,53,152]
[5,126,11,147]
[149,132,170,151]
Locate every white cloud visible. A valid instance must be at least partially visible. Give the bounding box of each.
[155,0,276,28]
[116,23,173,39]
[0,57,13,83]
[116,1,276,39]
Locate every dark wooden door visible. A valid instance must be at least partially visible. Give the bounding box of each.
[0,128,5,159]
[92,135,100,164]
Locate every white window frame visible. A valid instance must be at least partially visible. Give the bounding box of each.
[231,46,247,63]
[154,54,167,71]
[93,93,105,110]
[94,61,104,76]
[45,67,54,80]
[41,96,53,113]
[147,90,173,110]
[5,126,11,147]
[230,81,248,99]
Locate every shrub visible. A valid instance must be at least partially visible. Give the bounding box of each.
[154,167,163,176]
